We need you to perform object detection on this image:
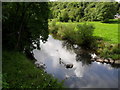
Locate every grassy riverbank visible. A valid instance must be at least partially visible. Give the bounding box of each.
[50,19,118,43]
[2,51,64,88]
[49,19,120,60]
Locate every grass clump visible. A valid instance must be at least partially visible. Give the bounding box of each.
[97,43,120,60]
[2,51,64,88]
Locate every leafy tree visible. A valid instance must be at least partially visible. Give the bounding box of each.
[84,2,97,21]
[3,2,49,53]
[118,8,120,14]
[59,10,69,22]
[96,2,117,22]
[49,2,118,22]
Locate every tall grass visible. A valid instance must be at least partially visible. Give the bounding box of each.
[2,51,64,88]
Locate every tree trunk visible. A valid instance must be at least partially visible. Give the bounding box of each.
[15,3,32,50]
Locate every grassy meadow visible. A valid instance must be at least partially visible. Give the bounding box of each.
[52,19,118,44]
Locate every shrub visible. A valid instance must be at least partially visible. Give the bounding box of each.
[76,23,95,49]
[49,22,96,49]
[98,43,120,60]
[62,25,76,42]
[112,45,120,54]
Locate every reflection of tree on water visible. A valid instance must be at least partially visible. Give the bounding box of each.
[76,52,92,66]
[62,40,74,52]
[111,64,120,68]
[62,40,120,68]
[62,40,92,66]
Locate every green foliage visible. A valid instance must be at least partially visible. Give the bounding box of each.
[49,19,119,59]
[49,2,89,22]
[116,3,120,14]
[3,2,49,52]
[98,43,120,60]
[49,2,118,22]
[60,24,77,42]
[50,19,118,44]
[96,2,117,22]
[84,3,97,21]
[76,23,95,48]
[49,19,59,34]
[59,10,69,22]
[2,73,9,88]
[118,7,120,14]
[49,22,95,49]
[2,51,64,88]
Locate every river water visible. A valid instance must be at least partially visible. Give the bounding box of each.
[33,35,119,88]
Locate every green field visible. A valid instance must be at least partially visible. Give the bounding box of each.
[91,22,118,44]
[54,20,118,44]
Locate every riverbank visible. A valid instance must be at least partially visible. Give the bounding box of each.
[2,51,64,88]
[49,19,120,60]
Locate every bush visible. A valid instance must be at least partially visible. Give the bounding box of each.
[76,23,95,49]
[62,25,76,42]
[49,22,96,49]
[98,43,120,60]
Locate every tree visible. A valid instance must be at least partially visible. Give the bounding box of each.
[49,2,118,22]
[3,2,49,53]
[96,2,117,22]
[60,10,69,22]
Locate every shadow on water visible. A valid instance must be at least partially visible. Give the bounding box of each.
[62,40,93,66]
[62,39,120,68]
[76,53,92,66]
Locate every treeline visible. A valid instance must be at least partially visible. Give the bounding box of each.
[49,2,120,22]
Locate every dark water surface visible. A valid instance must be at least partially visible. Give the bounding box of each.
[33,35,119,88]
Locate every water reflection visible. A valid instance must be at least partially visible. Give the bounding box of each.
[33,35,119,88]
[62,40,92,66]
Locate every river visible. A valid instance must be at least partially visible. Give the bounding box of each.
[33,35,119,88]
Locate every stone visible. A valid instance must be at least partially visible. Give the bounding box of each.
[65,64,73,68]
[108,58,114,64]
[96,59,104,63]
[91,58,95,61]
[114,60,120,64]
[104,59,109,63]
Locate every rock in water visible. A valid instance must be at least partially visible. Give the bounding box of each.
[65,64,73,68]
[104,59,109,63]
[96,59,104,63]
[108,58,114,64]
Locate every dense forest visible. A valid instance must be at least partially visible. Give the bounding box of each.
[49,2,120,22]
